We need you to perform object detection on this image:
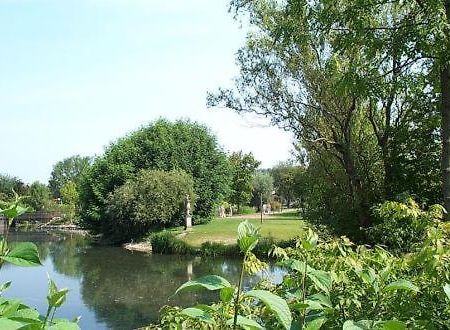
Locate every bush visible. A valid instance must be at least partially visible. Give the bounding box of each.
[150,231,194,255]
[368,197,444,251]
[237,206,255,215]
[105,169,195,242]
[79,119,231,233]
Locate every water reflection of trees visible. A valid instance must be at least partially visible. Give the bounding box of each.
[76,249,245,329]
[29,232,281,330]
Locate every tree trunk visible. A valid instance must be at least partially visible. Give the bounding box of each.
[341,148,371,228]
[442,64,450,217]
[441,0,450,219]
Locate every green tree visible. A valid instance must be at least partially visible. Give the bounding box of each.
[49,155,91,198]
[105,169,195,242]
[60,180,80,223]
[209,2,383,228]
[79,119,231,234]
[25,181,51,211]
[271,162,306,208]
[0,174,27,201]
[284,0,448,211]
[252,172,274,210]
[228,151,261,211]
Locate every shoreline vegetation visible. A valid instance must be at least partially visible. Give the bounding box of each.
[124,210,304,256]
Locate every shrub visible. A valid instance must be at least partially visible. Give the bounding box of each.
[237,206,255,215]
[368,197,444,251]
[150,231,194,255]
[105,169,195,242]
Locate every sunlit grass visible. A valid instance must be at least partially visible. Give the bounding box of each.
[172,210,304,246]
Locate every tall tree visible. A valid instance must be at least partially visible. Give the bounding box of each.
[26,181,51,211]
[291,0,449,212]
[49,155,91,198]
[228,151,261,211]
[209,2,383,228]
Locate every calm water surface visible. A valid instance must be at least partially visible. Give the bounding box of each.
[1,231,284,329]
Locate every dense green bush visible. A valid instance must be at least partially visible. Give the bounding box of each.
[368,197,444,251]
[156,223,450,329]
[150,231,194,255]
[79,119,231,234]
[105,169,195,242]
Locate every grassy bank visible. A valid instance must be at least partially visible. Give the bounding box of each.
[149,210,304,256]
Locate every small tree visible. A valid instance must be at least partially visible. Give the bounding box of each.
[60,180,80,223]
[252,172,274,211]
[105,169,195,242]
[26,181,51,211]
[228,151,260,212]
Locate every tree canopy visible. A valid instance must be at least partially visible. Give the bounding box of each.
[79,119,231,234]
[49,155,91,198]
[228,151,261,211]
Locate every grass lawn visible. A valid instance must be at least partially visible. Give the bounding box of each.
[172,210,304,246]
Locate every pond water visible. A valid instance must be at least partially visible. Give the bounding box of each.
[1,231,285,329]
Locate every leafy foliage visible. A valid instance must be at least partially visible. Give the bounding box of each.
[48,155,91,198]
[0,199,80,329]
[228,151,260,211]
[79,119,231,234]
[154,219,450,329]
[25,181,51,211]
[105,169,195,242]
[368,197,444,251]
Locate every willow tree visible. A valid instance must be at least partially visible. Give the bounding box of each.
[209,1,385,228]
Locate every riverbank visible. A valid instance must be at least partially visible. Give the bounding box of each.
[146,210,304,256]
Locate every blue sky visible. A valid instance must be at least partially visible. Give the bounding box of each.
[0,0,293,184]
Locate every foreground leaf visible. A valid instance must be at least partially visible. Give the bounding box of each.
[175,275,231,295]
[226,315,262,329]
[384,279,419,293]
[245,290,291,330]
[1,243,41,267]
[380,320,406,330]
[444,284,450,301]
[181,307,215,324]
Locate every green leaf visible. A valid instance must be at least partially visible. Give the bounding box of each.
[381,320,406,330]
[444,284,450,301]
[384,279,419,293]
[1,300,21,317]
[226,316,262,329]
[304,315,327,330]
[175,275,232,295]
[48,319,81,330]
[0,204,30,223]
[48,289,69,308]
[342,320,375,330]
[0,282,11,294]
[237,221,260,253]
[307,269,332,293]
[0,317,27,330]
[47,279,69,308]
[181,307,215,324]
[1,243,41,267]
[245,290,292,330]
[238,236,259,254]
[220,287,234,303]
[10,307,40,321]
